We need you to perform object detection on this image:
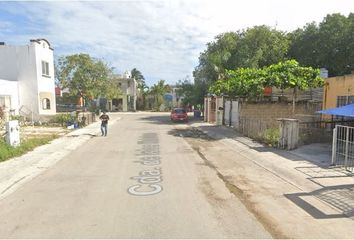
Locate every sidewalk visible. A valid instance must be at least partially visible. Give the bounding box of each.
[192,122,354,238]
[0,115,121,201]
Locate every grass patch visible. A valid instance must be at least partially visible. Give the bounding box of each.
[0,135,58,162]
[262,128,280,147]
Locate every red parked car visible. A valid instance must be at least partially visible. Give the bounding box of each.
[170,108,188,122]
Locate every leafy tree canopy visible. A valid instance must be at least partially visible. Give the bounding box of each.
[131,68,148,94]
[209,60,322,99]
[56,54,119,101]
[288,13,354,76]
[264,60,323,90]
[131,68,145,82]
[196,13,353,95]
[149,80,171,108]
[194,26,289,87]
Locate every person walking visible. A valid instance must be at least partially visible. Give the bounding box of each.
[99,112,110,136]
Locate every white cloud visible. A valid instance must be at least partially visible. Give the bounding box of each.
[0,20,13,29]
[1,0,353,85]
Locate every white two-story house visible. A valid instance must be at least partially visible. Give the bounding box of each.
[101,71,137,112]
[0,39,56,121]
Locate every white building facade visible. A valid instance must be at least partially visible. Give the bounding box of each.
[104,72,137,112]
[0,39,56,120]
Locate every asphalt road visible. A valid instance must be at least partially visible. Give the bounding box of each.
[0,113,271,238]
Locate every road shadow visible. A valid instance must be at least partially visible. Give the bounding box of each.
[294,166,353,180]
[168,128,215,141]
[139,115,204,126]
[197,124,334,169]
[285,184,354,219]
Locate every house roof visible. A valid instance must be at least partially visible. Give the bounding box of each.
[317,103,354,117]
[30,39,53,50]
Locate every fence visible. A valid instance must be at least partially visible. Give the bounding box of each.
[238,117,279,144]
[77,112,96,126]
[299,120,354,145]
[224,100,239,128]
[332,125,354,172]
[299,121,333,144]
[217,100,354,148]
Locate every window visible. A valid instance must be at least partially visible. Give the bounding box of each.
[42,98,50,110]
[0,95,11,110]
[349,96,354,105]
[41,61,50,76]
[337,95,354,107]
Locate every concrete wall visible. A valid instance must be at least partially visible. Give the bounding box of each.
[239,102,324,145]
[240,102,322,124]
[0,79,19,114]
[0,46,19,81]
[323,73,354,109]
[16,44,39,117]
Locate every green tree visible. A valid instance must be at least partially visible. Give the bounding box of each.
[149,80,170,110]
[209,68,265,99]
[205,32,240,80]
[209,68,266,125]
[193,26,289,95]
[131,68,148,110]
[137,82,149,110]
[317,13,354,76]
[288,13,354,76]
[176,77,196,108]
[230,25,289,69]
[56,54,116,106]
[105,79,123,101]
[264,60,323,113]
[131,68,145,83]
[287,22,320,67]
[193,32,240,88]
[209,60,322,114]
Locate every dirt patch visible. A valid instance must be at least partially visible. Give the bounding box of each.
[168,127,214,140]
[182,127,288,239]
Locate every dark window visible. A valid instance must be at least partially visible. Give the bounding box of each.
[349,96,354,105]
[42,98,50,110]
[41,61,50,76]
[337,95,354,107]
[175,108,186,114]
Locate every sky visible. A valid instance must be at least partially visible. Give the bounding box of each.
[0,0,353,86]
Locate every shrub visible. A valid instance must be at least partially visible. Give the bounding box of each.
[0,106,4,119]
[51,113,75,127]
[10,115,24,121]
[262,128,280,147]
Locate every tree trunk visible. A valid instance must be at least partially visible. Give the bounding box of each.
[142,95,146,110]
[292,88,297,115]
[229,100,233,127]
[222,96,225,125]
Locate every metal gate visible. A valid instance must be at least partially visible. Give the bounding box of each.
[209,98,216,123]
[332,125,354,172]
[224,100,239,128]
